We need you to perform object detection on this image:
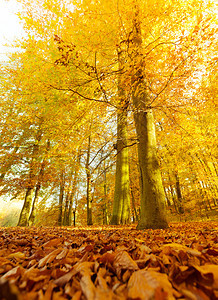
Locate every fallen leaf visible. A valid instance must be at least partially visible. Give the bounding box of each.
[113,250,139,277]
[128,269,174,300]
[38,249,62,268]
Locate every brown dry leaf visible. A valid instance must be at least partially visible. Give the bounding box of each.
[128,269,174,300]
[194,265,218,288]
[53,268,76,286]
[42,238,63,248]
[74,261,95,276]
[113,250,139,277]
[181,284,211,300]
[54,261,94,287]
[94,268,116,299]
[8,252,26,260]
[162,243,201,257]
[2,266,23,279]
[97,268,109,291]
[186,249,202,256]
[80,274,96,300]
[23,267,51,282]
[99,252,115,264]
[169,264,194,284]
[56,248,69,260]
[38,248,62,268]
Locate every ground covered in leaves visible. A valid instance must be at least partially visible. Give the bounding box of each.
[0,222,217,300]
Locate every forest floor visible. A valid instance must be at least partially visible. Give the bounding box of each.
[0,222,217,300]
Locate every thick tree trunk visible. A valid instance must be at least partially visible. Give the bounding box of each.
[131,8,168,229]
[133,110,168,229]
[111,48,130,225]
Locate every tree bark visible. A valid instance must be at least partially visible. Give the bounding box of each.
[67,150,81,225]
[103,169,109,225]
[111,47,130,225]
[86,135,93,225]
[17,130,42,226]
[174,170,184,214]
[131,8,168,229]
[28,183,40,226]
[58,171,65,226]
[28,140,50,226]
[17,188,34,226]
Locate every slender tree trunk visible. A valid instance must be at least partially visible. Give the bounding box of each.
[174,170,184,214]
[28,140,50,226]
[86,135,93,225]
[58,171,65,226]
[17,188,34,226]
[63,192,69,226]
[164,187,171,207]
[67,150,81,225]
[103,169,109,225]
[17,130,42,226]
[73,210,76,226]
[168,184,178,213]
[131,186,139,222]
[111,47,130,225]
[28,183,40,226]
[131,8,168,229]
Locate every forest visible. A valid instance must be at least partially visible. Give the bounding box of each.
[0,0,217,298]
[0,0,217,228]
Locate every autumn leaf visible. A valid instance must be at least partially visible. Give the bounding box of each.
[128,269,175,300]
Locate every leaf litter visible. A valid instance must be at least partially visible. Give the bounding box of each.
[0,221,217,299]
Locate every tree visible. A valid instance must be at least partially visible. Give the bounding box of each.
[1,0,217,227]
[111,46,130,225]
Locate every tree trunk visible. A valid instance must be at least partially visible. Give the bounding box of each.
[28,140,50,226]
[17,188,34,226]
[28,183,40,226]
[73,210,76,226]
[131,186,139,222]
[131,8,168,229]
[17,130,42,226]
[174,170,184,214]
[63,192,69,226]
[67,150,81,226]
[111,47,130,225]
[58,171,65,226]
[103,169,109,225]
[86,135,93,225]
